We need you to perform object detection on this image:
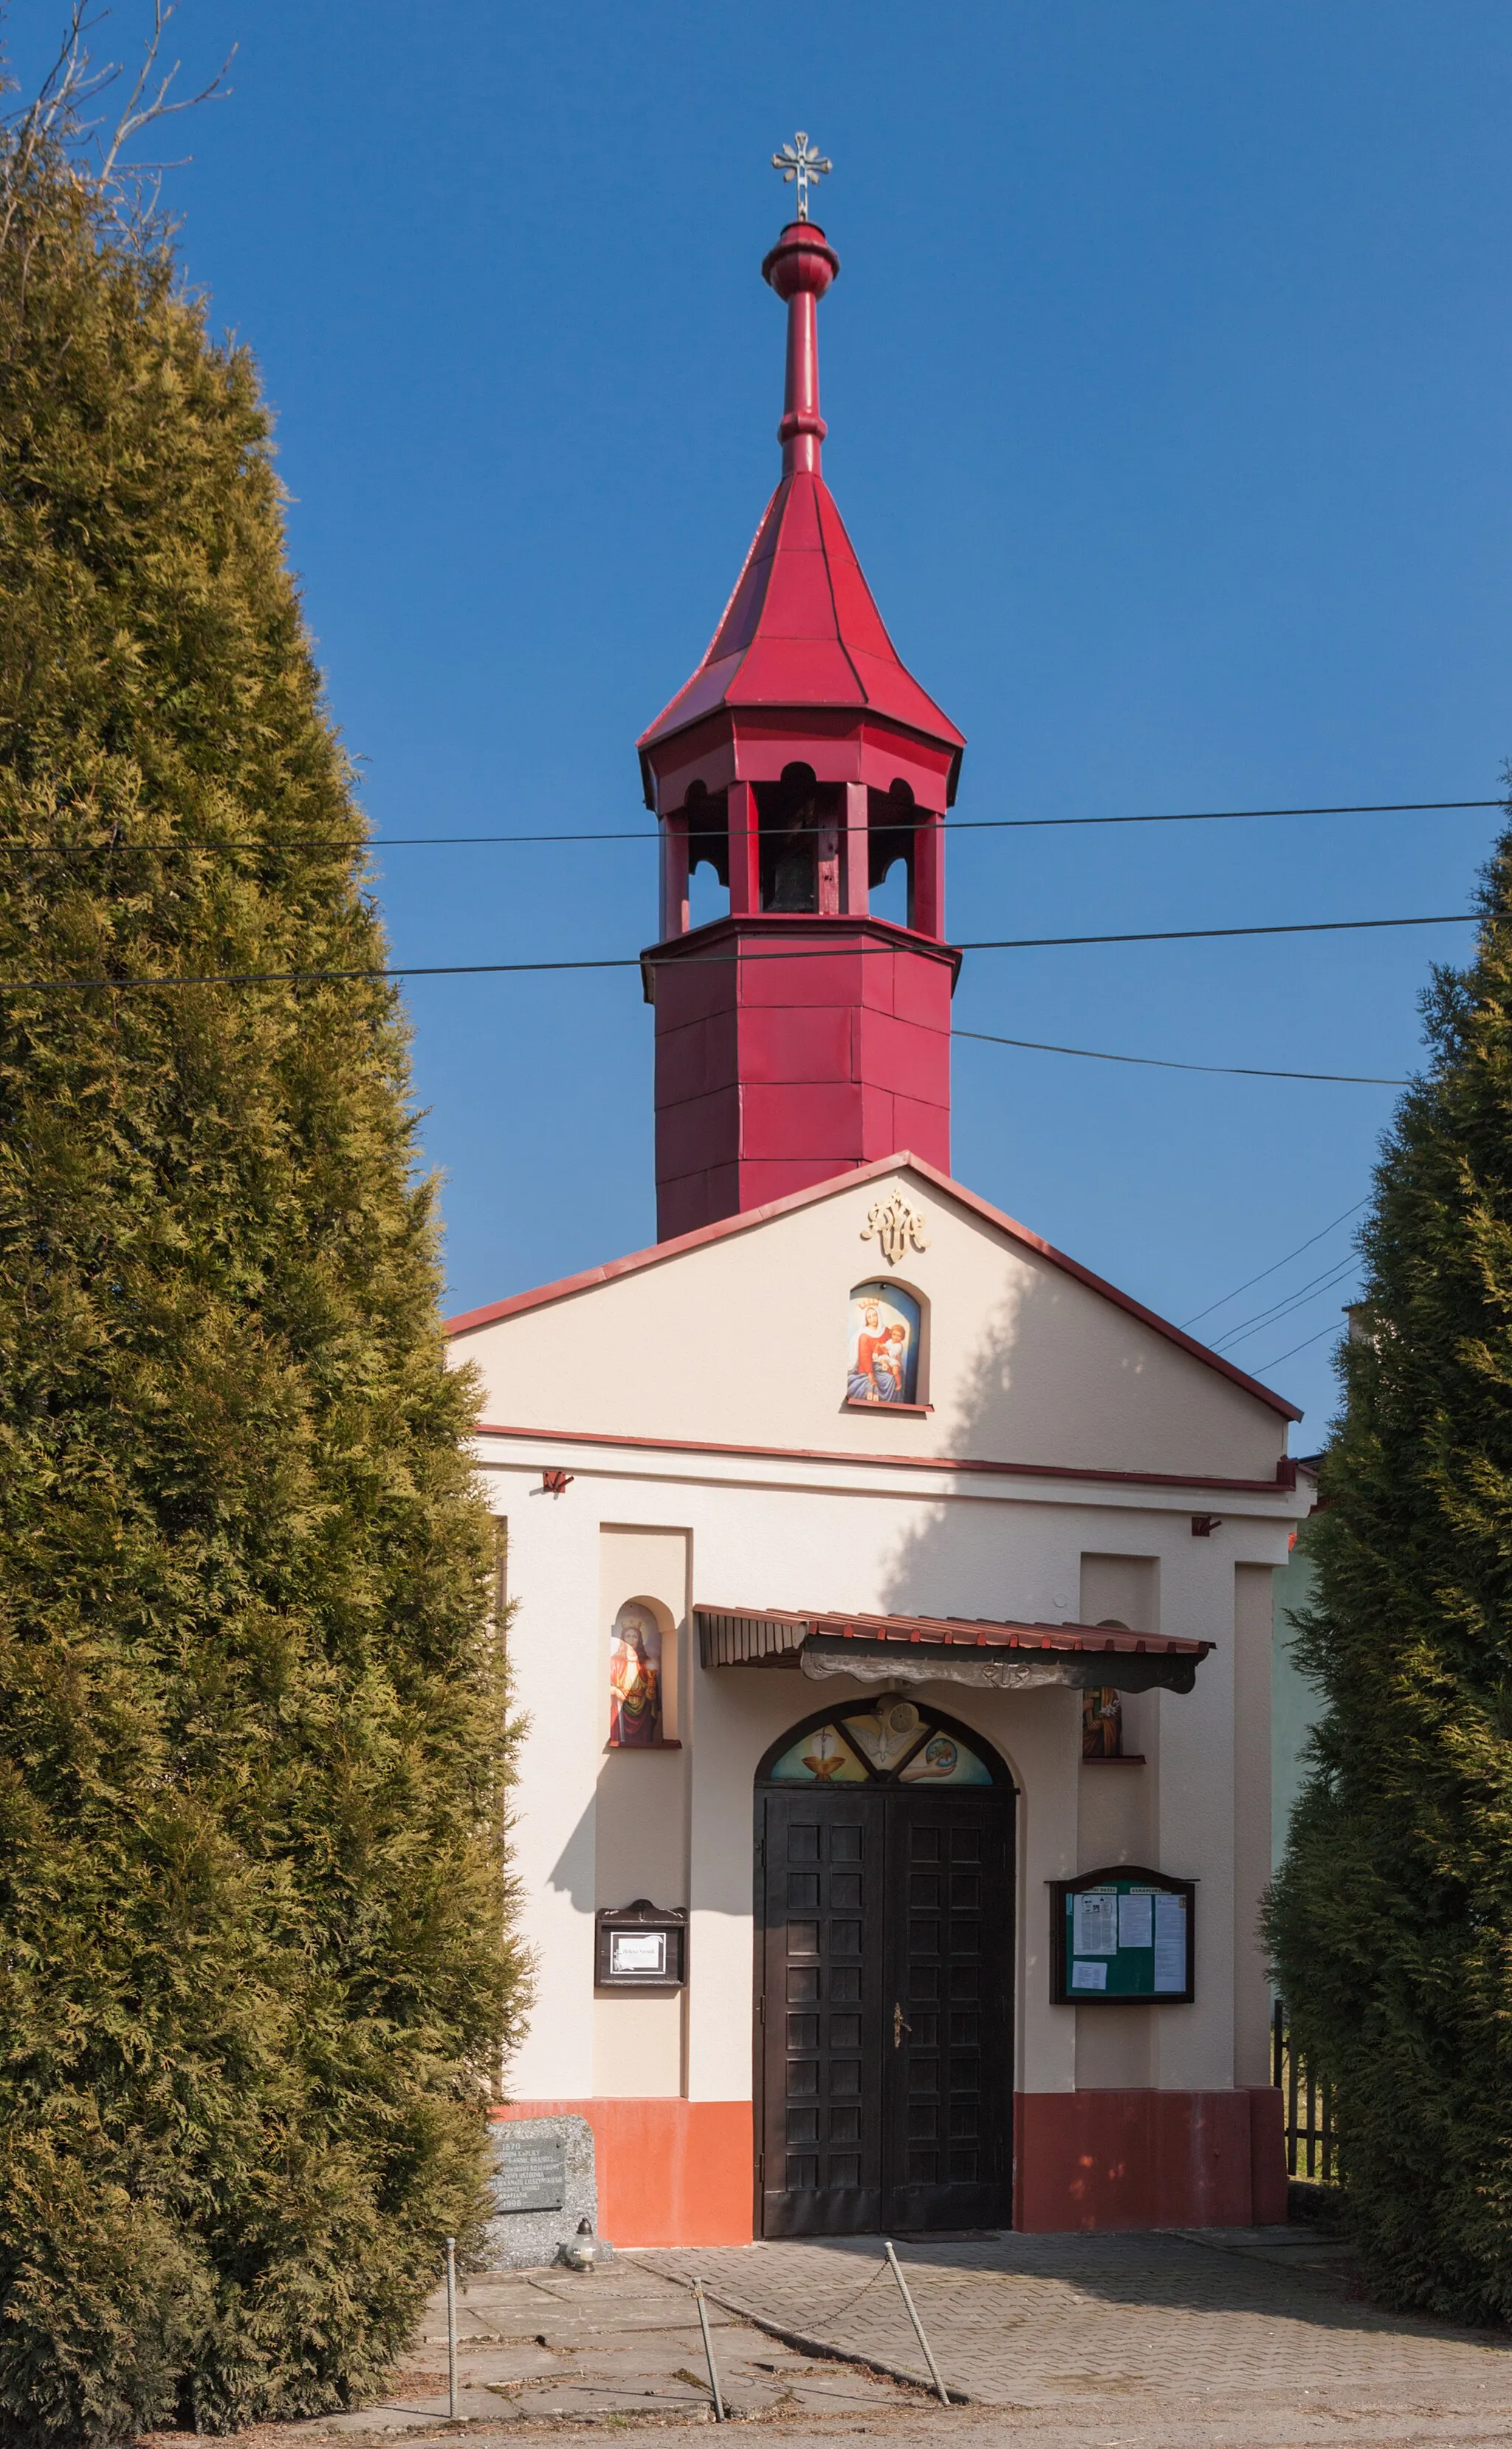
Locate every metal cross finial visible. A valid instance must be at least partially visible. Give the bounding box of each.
[772,130,832,222]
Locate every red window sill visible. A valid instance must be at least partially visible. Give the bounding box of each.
[604,1739,684,1751]
[842,1400,934,1417]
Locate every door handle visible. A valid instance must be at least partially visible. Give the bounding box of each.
[893,2002,911,2050]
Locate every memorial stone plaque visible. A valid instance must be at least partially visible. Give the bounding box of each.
[484,2115,602,2269]
[495,2130,566,2214]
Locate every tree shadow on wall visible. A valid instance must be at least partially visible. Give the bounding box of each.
[879,1268,1085,1627]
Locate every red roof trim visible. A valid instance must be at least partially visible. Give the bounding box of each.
[444,1149,1304,1423]
[469,1417,1301,1499]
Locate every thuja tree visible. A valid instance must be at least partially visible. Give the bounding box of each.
[1267,817,1512,2323]
[0,120,523,2447]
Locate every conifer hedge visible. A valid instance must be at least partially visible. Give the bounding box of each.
[1267,820,1512,2324]
[0,131,523,2442]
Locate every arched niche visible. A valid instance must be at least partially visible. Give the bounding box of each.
[608,1593,680,1747]
[756,761,842,913]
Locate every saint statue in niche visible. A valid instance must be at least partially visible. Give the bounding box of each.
[846,1281,921,1406]
[1082,1686,1123,1759]
[609,1603,663,1747]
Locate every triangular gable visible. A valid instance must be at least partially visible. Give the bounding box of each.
[446,1150,1302,1426]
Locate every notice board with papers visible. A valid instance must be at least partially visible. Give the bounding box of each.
[1049,1866,1195,2005]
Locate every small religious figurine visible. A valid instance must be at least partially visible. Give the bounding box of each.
[1082,1686,1123,1759]
[609,1604,662,1746]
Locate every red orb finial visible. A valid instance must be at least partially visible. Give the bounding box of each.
[761,221,839,303]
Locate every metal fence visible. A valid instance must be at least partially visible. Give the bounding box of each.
[1271,1997,1335,2181]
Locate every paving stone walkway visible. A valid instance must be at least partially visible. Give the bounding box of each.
[639,2226,1512,2433]
[277,2253,914,2436]
[142,2225,1512,2448]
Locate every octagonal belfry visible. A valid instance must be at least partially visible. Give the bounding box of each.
[638,217,966,1240]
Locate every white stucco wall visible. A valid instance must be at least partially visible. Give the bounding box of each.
[489,1445,1299,2109]
[466,1160,1306,2118]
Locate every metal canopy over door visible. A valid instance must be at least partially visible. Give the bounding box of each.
[755,1697,1014,2237]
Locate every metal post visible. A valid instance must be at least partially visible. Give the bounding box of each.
[692,2277,726,2422]
[884,2240,951,2406]
[444,2236,458,2419]
[1271,1994,1285,2090]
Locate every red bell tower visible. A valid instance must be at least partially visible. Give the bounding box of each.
[638,202,966,1242]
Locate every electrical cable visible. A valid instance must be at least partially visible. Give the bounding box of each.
[1209,1256,1361,1352]
[1250,1317,1352,1374]
[961,913,1476,955]
[1181,1200,1370,1327]
[0,794,1499,856]
[1209,1256,1361,1353]
[0,909,1483,995]
[1209,1249,1365,1345]
[955,1027,1406,1086]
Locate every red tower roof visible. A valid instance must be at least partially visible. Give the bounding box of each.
[637,220,963,765]
[638,470,964,752]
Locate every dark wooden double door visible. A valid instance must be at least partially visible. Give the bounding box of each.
[757,1782,1012,2235]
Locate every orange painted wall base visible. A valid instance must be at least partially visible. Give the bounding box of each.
[1014,2086,1288,2230]
[494,2099,753,2247]
[496,2089,1285,2245]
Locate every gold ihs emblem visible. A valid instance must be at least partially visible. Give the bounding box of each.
[860,1192,929,1268]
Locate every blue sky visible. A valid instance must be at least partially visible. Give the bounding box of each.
[17,0,1512,1439]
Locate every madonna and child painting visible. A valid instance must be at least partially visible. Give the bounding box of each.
[847,1280,921,1406]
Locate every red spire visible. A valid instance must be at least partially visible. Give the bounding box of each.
[638,221,963,766]
[763,221,836,477]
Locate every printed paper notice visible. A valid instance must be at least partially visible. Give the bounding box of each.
[1118,1892,1153,1949]
[611,1931,666,1976]
[1073,1892,1119,1955]
[1071,1959,1107,1990]
[1153,1892,1187,1991]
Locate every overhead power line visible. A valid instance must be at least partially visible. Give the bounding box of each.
[1181,1199,1370,1327]
[0,909,1481,996]
[1210,1254,1361,1353]
[956,1028,1406,1086]
[0,796,1499,856]
[1250,1316,1350,1375]
[963,913,1476,954]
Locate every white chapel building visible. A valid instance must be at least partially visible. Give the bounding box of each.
[449,200,1307,2246]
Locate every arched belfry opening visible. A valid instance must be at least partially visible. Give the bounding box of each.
[753,1696,1014,2238]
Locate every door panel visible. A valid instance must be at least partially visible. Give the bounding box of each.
[759,1788,885,2236]
[757,1776,1013,2236]
[884,1793,1011,2230]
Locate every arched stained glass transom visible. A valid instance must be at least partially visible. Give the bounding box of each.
[759,1696,1004,1789]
